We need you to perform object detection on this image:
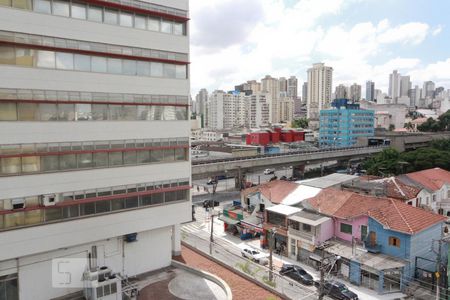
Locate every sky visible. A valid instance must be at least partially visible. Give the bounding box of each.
[189,0,450,97]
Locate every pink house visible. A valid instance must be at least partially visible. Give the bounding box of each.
[304,188,398,244]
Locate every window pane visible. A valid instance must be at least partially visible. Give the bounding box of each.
[18,103,38,120]
[36,50,55,68]
[78,153,93,168]
[109,105,123,120]
[165,191,176,202]
[34,0,51,14]
[88,6,103,22]
[91,56,107,73]
[176,107,187,120]
[12,0,31,8]
[16,48,35,66]
[123,151,137,165]
[0,46,15,65]
[125,197,138,208]
[164,149,175,162]
[71,2,86,19]
[148,17,159,31]
[74,54,91,71]
[175,148,186,161]
[96,200,110,213]
[111,198,125,210]
[150,62,163,77]
[0,0,12,6]
[122,60,136,75]
[1,157,21,174]
[176,65,186,79]
[5,212,25,227]
[107,58,122,74]
[44,207,63,221]
[150,150,163,162]
[164,64,176,78]
[56,52,74,70]
[137,106,151,120]
[60,154,76,170]
[93,152,108,167]
[104,9,118,24]
[58,104,75,121]
[81,202,95,215]
[134,15,146,29]
[109,152,122,166]
[92,104,108,120]
[39,103,58,121]
[0,102,17,121]
[76,104,92,120]
[122,106,136,120]
[25,210,43,225]
[161,20,172,33]
[173,22,184,35]
[137,150,150,163]
[52,0,69,16]
[40,155,59,171]
[135,61,150,77]
[152,193,163,205]
[119,12,133,27]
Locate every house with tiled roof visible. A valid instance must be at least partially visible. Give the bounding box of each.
[397,167,450,216]
[303,188,447,295]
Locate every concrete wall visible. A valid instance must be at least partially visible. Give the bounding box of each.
[317,218,334,244]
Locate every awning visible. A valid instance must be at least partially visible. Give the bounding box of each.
[219,215,240,225]
[240,216,264,233]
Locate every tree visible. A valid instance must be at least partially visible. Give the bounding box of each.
[417,110,450,132]
[292,118,309,129]
[388,124,395,131]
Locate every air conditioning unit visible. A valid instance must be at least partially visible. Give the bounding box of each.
[11,198,25,210]
[41,194,58,206]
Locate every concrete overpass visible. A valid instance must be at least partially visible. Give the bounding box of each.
[191,146,386,180]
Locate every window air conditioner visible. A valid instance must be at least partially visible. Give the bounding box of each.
[41,194,57,206]
[11,198,25,210]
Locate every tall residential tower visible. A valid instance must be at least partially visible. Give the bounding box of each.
[306,63,333,129]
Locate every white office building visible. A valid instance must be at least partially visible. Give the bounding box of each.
[389,70,401,102]
[247,92,270,128]
[0,0,191,299]
[207,90,246,130]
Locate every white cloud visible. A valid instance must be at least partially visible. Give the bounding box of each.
[189,0,443,96]
[432,25,443,36]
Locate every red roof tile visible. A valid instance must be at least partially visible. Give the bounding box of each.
[306,188,446,235]
[404,168,450,191]
[241,180,299,204]
[386,178,421,200]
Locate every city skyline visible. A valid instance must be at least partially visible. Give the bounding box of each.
[190,0,450,96]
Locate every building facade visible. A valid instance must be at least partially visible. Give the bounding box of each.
[319,99,374,148]
[306,63,333,129]
[0,0,191,298]
[349,83,362,102]
[389,70,401,103]
[366,81,375,101]
[261,75,280,124]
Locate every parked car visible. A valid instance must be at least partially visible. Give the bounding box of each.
[280,264,314,285]
[241,246,269,265]
[263,168,275,175]
[316,281,358,300]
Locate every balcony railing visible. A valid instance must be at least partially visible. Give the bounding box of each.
[364,241,382,253]
[288,226,315,242]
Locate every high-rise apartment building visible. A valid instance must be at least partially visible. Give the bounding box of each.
[423,81,436,99]
[207,90,246,130]
[389,70,401,102]
[261,75,280,123]
[279,77,287,95]
[409,85,421,107]
[366,81,375,101]
[195,88,208,116]
[0,0,190,298]
[349,83,362,102]
[306,63,333,129]
[247,92,270,128]
[335,84,349,99]
[302,82,308,103]
[277,96,295,123]
[287,76,300,114]
[400,76,411,97]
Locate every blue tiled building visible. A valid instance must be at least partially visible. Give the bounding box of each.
[319,98,374,148]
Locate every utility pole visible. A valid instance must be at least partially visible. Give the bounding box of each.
[210,211,214,255]
[435,239,442,300]
[319,249,325,300]
[268,228,277,282]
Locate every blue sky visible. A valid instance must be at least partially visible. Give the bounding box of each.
[190,0,450,96]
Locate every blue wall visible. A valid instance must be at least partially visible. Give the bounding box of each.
[349,260,361,285]
[368,218,410,259]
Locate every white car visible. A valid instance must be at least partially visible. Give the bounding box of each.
[241,247,269,265]
[263,168,275,175]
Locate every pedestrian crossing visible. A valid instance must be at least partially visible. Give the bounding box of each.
[182,222,207,234]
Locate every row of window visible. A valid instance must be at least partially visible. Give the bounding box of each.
[340,224,401,248]
[0,0,187,35]
[0,137,189,155]
[0,148,187,175]
[0,46,187,79]
[0,88,188,105]
[0,189,188,230]
[0,102,188,121]
[0,274,17,300]
[0,30,188,63]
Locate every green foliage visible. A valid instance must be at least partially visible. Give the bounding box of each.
[417,110,450,132]
[363,140,450,175]
[236,261,256,276]
[262,275,277,288]
[292,118,309,129]
[389,124,395,131]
